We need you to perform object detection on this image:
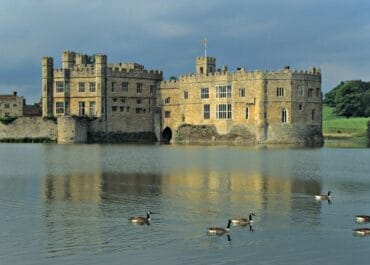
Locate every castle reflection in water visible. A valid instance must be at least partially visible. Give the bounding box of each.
[40,145,322,215]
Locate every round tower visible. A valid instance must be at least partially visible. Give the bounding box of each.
[94,54,107,118]
[255,78,268,142]
[42,57,54,117]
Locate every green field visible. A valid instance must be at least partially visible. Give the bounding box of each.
[323,105,369,138]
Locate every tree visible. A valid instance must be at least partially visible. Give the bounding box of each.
[324,80,370,117]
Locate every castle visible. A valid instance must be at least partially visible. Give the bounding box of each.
[158,56,323,145]
[34,51,322,145]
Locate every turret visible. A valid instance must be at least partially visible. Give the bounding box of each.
[41,57,54,117]
[75,53,88,65]
[94,54,107,118]
[62,51,76,69]
[196,56,216,75]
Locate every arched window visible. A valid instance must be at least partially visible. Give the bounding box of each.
[245,107,249,119]
[282,108,288,123]
[312,109,315,120]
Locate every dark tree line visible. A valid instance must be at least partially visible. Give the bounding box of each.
[324,80,370,117]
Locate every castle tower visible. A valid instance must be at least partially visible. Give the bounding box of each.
[41,57,54,117]
[255,78,268,142]
[62,51,76,69]
[94,54,107,118]
[196,56,216,74]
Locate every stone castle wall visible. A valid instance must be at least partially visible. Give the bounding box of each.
[0,117,57,142]
[57,116,88,144]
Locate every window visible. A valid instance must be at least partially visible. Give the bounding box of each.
[78,102,85,116]
[165,97,170,104]
[127,106,130,112]
[122,82,129,93]
[120,106,124,112]
[79,82,85,92]
[150,85,154,96]
[164,110,171,118]
[136,108,143,114]
[112,106,117,112]
[239,88,245,97]
[56,102,64,114]
[204,104,210,119]
[277,87,284,97]
[200,67,204,74]
[316,88,320,97]
[216,85,232,98]
[4,112,9,117]
[282,108,288,123]
[137,99,142,105]
[136,83,143,94]
[4,104,9,108]
[184,91,188,99]
[89,101,96,116]
[312,109,315,120]
[216,104,232,119]
[308,88,313,97]
[56,81,64,92]
[13,104,17,107]
[89,82,96,92]
[300,85,304,96]
[121,98,126,103]
[201,87,209,99]
[299,104,302,111]
[245,107,249,119]
[112,82,116,92]
[113,98,117,102]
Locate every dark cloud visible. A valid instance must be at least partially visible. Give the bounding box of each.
[1,0,370,102]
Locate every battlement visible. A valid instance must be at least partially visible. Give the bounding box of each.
[160,80,179,89]
[196,56,216,63]
[109,62,144,70]
[108,64,162,76]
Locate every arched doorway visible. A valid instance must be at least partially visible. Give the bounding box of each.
[162,127,172,143]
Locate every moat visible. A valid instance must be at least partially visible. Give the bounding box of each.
[0,144,369,265]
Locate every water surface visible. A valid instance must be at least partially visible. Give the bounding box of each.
[0,144,369,265]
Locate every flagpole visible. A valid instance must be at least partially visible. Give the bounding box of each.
[204,38,207,57]
[202,38,207,57]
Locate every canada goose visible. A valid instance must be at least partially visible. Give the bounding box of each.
[315,191,332,201]
[207,219,232,235]
[231,213,255,226]
[353,228,370,236]
[128,211,154,225]
[356,215,370,223]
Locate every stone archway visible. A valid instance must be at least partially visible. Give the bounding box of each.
[162,127,172,143]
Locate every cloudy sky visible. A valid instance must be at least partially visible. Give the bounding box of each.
[1,0,370,103]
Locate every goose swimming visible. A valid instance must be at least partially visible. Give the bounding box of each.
[128,211,154,225]
[315,191,332,201]
[231,213,255,226]
[207,219,232,235]
[353,228,370,236]
[355,215,370,223]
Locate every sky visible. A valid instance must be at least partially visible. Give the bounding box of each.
[1,0,370,103]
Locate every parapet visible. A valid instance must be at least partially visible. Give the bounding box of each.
[160,80,180,89]
[109,62,144,70]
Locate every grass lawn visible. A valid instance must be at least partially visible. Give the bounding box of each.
[323,105,369,138]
